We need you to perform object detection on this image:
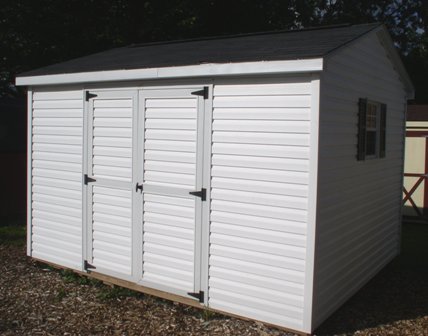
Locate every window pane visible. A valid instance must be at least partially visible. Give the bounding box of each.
[366,131,377,156]
[366,104,377,129]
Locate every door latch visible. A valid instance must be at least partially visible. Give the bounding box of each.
[135,183,143,193]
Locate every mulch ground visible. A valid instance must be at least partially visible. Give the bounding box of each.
[0,222,427,335]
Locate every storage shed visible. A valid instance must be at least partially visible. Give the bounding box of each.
[16,23,414,334]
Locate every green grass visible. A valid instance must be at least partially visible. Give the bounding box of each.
[0,225,26,246]
[96,285,143,301]
[60,269,103,286]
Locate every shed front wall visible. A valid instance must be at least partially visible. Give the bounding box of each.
[313,32,407,329]
[27,75,318,333]
[28,87,84,270]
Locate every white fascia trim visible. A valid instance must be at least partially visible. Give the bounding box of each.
[16,58,324,86]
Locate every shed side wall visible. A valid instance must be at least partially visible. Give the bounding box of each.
[208,77,313,331]
[30,87,84,270]
[313,32,406,328]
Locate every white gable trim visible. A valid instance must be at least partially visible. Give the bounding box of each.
[16,58,324,86]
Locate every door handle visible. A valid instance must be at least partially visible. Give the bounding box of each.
[189,188,206,201]
[135,183,143,193]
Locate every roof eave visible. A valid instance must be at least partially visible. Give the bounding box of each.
[15,58,324,86]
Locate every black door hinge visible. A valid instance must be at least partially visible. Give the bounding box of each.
[187,290,204,303]
[84,174,96,185]
[85,91,97,101]
[84,260,96,270]
[191,87,208,99]
[189,188,206,201]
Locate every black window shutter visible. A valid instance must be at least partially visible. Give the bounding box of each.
[379,103,387,158]
[357,98,368,161]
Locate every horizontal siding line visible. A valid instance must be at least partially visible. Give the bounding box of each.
[209,266,304,295]
[319,188,401,213]
[318,197,400,229]
[321,90,404,107]
[318,185,402,210]
[32,248,81,266]
[210,255,304,284]
[92,258,131,274]
[210,210,306,235]
[210,173,309,187]
[316,238,397,305]
[329,49,400,79]
[211,129,310,135]
[33,218,80,235]
[211,200,308,223]
[331,55,400,84]
[143,231,194,250]
[324,68,403,95]
[212,160,309,173]
[209,298,303,330]
[143,262,193,281]
[33,161,81,173]
[210,233,306,260]
[318,174,402,195]
[210,225,306,249]
[210,220,306,239]
[210,214,307,235]
[213,92,311,97]
[32,233,81,251]
[319,179,402,207]
[32,186,81,201]
[209,204,308,224]
[209,288,303,320]
[92,223,131,238]
[33,225,81,242]
[210,196,308,211]
[317,213,397,264]
[210,244,305,272]
[209,245,305,272]
[93,241,131,258]
[32,250,81,270]
[210,139,310,148]
[313,244,397,326]
[210,278,304,308]
[318,165,402,186]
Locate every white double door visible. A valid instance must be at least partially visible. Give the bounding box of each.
[84,87,209,301]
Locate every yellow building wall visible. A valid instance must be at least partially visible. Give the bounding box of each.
[403,121,428,217]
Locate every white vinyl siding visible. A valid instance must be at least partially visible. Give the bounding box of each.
[208,79,312,330]
[140,91,202,296]
[313,33,406,329]
[89,94,135,278]
[30,88,83,270]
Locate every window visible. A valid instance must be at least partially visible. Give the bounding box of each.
[357,98,386,161]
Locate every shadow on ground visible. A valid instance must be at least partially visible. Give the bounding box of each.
[315,221,428,335]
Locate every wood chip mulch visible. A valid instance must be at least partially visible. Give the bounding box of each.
[0,242,427,335]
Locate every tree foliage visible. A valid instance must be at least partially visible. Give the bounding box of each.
[1,0,427,101]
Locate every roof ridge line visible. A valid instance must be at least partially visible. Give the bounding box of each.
[127,23,368,49]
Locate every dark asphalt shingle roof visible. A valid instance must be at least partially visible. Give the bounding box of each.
[19,23,381,77]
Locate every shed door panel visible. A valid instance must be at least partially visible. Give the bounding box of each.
[86,91,137,280]
[139,89,204,297]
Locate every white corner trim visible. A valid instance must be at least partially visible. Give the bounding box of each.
[302,74,321,333]
[16,58,324,86]
[26,88,33,257]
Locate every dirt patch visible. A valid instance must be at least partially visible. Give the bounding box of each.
[0,244,292,336]
[0,223,427,335]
